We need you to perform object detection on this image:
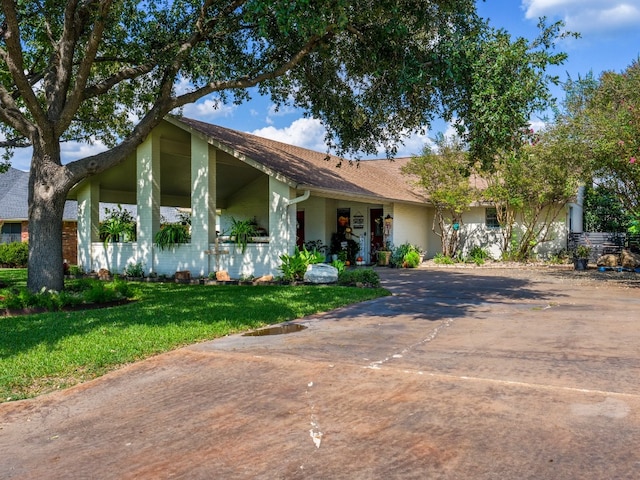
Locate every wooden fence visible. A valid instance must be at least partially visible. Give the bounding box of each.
[568,232,640,261]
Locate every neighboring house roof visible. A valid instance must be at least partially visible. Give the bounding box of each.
[0,167,183,223]
[174,117,429,205]
[0,167,77,221]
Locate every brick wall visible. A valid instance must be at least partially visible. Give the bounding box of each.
[62,221,78,264]
[13,221,78,264]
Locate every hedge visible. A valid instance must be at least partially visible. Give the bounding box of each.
[0,242,29,268]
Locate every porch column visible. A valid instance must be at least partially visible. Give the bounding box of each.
[76,180,99,271]
[269,177,293,255]
[191,134,216,254]
[137,132,161,273]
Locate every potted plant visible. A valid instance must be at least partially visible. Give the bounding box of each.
[229,217,258,254]
[573,245,591,270]
[377,241,392,266]
[154,222,191,250]
[100,205,136,246]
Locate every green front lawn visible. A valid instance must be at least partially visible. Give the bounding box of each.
[0,269,389,402]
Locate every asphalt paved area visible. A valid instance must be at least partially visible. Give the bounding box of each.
[1,266,640,479]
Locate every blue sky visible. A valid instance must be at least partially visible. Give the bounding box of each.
[10,0,640,171]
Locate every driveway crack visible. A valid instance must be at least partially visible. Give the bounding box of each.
[365,317,454,370]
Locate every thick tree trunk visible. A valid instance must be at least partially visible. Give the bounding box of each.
[27,145,69,293]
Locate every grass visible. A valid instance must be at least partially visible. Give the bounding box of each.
[0,269,389,402]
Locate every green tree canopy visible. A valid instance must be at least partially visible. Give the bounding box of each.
[555,60,640,219]
[0,0,568,291]
[402,133,478,256]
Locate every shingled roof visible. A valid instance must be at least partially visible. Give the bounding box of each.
[176,117,429,205]
[0,167,78,221]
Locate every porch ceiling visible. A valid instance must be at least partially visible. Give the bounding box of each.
[72,140,263,208]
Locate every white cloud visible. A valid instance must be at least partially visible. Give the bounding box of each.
[61,139,109,162]
[252,117,438,160]
[251,117,330,152]
[180,97,237,121]
[523,0,640,34]
[251,117,442,160]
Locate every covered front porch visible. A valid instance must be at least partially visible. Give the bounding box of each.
[71,118,300,278]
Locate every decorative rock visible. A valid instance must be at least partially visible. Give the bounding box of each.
[215,270,231,281]
[255,274,274,284]
[98,268,111,280]
[620,249,640,268]
[596,254,619,267]
[304,263,338,284]
[175,270,191,281]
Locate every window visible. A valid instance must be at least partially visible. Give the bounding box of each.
[485,208,500,229]
[1,222,22,243]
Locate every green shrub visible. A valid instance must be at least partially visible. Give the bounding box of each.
[67,265,85,276]
[433,252,455,265]
[391,242,421,268]
[0,242,29,267]
[466,246,490,265]
[100,204,136,244]
[330,259,346,274]
[279,246,325,281]
[337,268,380,287]
[403,250,421,268]
[154,223,190,250]
[123,262,145,278]
[2,278,134,311]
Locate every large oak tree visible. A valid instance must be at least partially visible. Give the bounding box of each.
[1,0,566,291]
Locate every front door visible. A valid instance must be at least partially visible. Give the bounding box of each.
[296,210,305,249]
[370,208,384,263]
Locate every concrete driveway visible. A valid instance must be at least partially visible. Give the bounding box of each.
[1,266,640,479]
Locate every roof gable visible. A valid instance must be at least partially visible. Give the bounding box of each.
[174,117,428,204]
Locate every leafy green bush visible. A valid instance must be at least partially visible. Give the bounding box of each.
[403,250,421,268]
[229,217,258,254]
[337,268,380,287]
[433,252,455,265]
[100,204,136,244]
[466,246,490,265]
[67,265,85,276]
[0,241,29,267]
[2,278,134,311]
[279,246,325,281]
[391,242,421,268]
[154,223,190,250]
[123,262,145,278]
[330,259,346,274]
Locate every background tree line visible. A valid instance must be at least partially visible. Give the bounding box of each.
[404,58,640,261]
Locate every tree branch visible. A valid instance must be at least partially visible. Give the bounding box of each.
[57,0,114,134]
[0,137,31,148]
[0,0,48,127]
[173,30,333,109]
[0,83,35,136]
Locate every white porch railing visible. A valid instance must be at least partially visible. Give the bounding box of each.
[88,238,284,279]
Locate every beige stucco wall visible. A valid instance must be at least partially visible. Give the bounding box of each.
[391,203,429,254]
